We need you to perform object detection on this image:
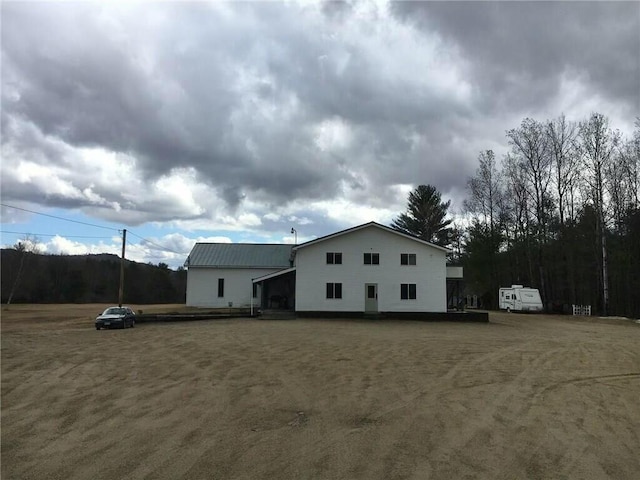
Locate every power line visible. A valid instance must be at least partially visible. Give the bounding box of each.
[0,230,114,239]
[127,230,182,255]
[0,203,119,231]
[1,203,184,256]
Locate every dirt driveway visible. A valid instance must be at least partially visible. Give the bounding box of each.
[2,305,639,479]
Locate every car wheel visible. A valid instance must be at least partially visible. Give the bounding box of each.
[131,320,135,328]
[96,326,100,330]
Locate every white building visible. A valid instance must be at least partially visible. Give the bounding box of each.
[185,222,451,314]
[293,222,448,314]
[185,243,293,308]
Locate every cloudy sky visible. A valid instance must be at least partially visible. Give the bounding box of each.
[1,1,638,268]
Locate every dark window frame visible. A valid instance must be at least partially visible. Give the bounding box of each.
[326,252,343,264]
[326,282,343,299]
[401,253,417,265]
[364,252,380,265]
[401,283,417,300]
[218,278,225,298]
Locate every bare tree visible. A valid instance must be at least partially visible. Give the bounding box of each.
[507,118,553,304]
[547,114,580,227]
[578,113,620,316]
[464,150,505,298]
[6,236,41,307]
[464,150,503,236]
[460,114,639,317]
[633,118,640,207]
[507,118,553,241]
[503,153,534,282]
[614,119,640,216]
[607,149,633,233]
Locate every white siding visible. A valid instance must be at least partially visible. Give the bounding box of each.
[446,266,463,279]
[295,226,447,312]
[186,267,278,307]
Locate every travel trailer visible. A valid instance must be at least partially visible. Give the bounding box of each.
[499,285,543,312]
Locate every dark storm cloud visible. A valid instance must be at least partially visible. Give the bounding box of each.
[1,2,364,211]
[1,1,637,230]
[390,1,640,115]
[2,4,237,164]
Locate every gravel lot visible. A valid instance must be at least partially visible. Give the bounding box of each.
[2,305,639,479]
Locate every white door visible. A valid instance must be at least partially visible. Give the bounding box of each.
[365,283,378,313]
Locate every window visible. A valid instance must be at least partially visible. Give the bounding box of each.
[364,253,380,265]
[326,282,343,299]
[326,252,343,264]
[401,253,416,265]
[401,283,416,300]
[218,278,224,298]
[252,283,258,298]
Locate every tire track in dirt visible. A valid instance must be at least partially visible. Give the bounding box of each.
[342,343,579,478]
[537,372,640,397]
[363,340,534,422]
[4,312,640,480]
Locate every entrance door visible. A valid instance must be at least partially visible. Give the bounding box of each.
[365,283,378,313]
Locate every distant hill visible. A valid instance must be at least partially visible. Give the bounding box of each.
[1,249,186,304]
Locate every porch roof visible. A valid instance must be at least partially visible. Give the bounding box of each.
[252,267,296,283]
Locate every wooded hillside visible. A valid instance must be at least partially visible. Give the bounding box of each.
[1,250,186,304]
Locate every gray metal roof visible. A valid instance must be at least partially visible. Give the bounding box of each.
[186,243,293,268]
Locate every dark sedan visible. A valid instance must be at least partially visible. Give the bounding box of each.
[95,307,136,330]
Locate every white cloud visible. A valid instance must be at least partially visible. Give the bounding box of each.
[263,212,281,222]
[25,232,235,269]
[551,71,636,138]
[314,116,353,152]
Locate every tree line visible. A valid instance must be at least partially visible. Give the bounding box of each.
[4,112,637,315]
[393,113,639,317]
[1,248,186,305]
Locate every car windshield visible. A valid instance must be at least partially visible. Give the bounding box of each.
[104,308,126,315]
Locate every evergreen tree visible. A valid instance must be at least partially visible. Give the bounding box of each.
[391,184,452,246]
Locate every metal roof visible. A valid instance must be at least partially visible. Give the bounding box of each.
[186,243,293,268]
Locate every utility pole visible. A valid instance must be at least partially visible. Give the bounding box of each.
[119,229,126,307]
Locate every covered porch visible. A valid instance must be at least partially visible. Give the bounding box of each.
[446,265,465,311]
[252,267,296,315]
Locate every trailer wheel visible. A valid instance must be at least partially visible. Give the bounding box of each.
[507,307,511,313]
